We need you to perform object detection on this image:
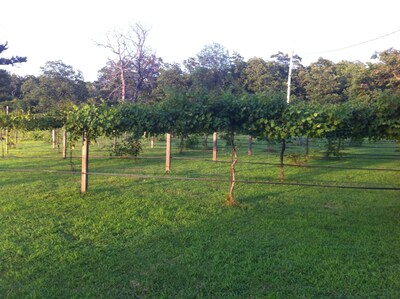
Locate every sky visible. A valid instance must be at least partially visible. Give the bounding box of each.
[1,0,400,82]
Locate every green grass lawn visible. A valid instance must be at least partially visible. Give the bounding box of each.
[1,135,399,298]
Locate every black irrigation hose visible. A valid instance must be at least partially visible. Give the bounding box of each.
[0,168,399,191]
[169,157,400,172]
[340,153,400,157]
[3,154,400,172]
[213,160,400,172]
[314,156,400,160]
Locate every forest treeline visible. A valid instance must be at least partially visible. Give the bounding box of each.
[1,23,400,112]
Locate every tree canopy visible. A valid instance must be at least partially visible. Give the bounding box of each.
[0,42,27,66]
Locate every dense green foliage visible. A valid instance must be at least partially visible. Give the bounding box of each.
[4,92,399,145]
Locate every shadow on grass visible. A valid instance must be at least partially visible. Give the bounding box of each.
[2,182,399,298]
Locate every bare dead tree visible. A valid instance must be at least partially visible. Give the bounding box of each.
[96,23,160,103]
[96,29,131,101]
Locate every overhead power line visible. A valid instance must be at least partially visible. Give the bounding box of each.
[304,28,400,55]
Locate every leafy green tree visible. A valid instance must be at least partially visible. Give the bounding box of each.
[298,58,344,104]
[152,63,190,103]
[335,60,373,102]
[369,48,400,94]
[20,75,41,108]
[0,70,12,102]
[244,52,303,97]
[244,57,268,93]
[21,61,89,112]
[371,92,400,142]
[183,43,243,94]
[229,52,247,94]
[0,71,26,109]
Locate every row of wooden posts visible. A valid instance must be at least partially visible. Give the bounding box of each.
[2,127,253,193]
[51,130,254,193]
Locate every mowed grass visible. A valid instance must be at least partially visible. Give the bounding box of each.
[0,135,399,298]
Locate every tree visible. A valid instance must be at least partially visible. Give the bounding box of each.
[369,48,400,94]
[183,43,240,94]
[152,63,190,103]
[0,70,12,102]
[244,57,268,93]
[229,52,247,94]
[244,52,303,97]
[21,61,89,112]
[335,60,372,102]
[0,42,26,66]
[0,70,25,109]
[298,58,344,103]
[371,92,400,142]
[96,23,162,103]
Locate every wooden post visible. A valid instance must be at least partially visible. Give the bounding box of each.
[248,135,252,156]
[212,132,217,161]
[165,133,171,173]
[113,135,117,152]
[14,108,18,147]
[52,129,57,149]
[1,129,4,158]
[81,132,89,193]
[5,128,8,154]
[150,135,154,149]
[5,106,9,154]
[62,129,67,159]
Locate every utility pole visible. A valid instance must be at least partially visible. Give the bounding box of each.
[286,51,294,104]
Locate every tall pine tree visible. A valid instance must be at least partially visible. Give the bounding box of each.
[0,42,27,65]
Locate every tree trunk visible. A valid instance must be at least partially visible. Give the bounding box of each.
[81,131,89,193]
[279,139,286,182]
[227,130,238,205]
[338,137,342,153]
[203,134,208,150]
[179,134,184,154]
[267,140,274,152]
[120,65,126,101]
